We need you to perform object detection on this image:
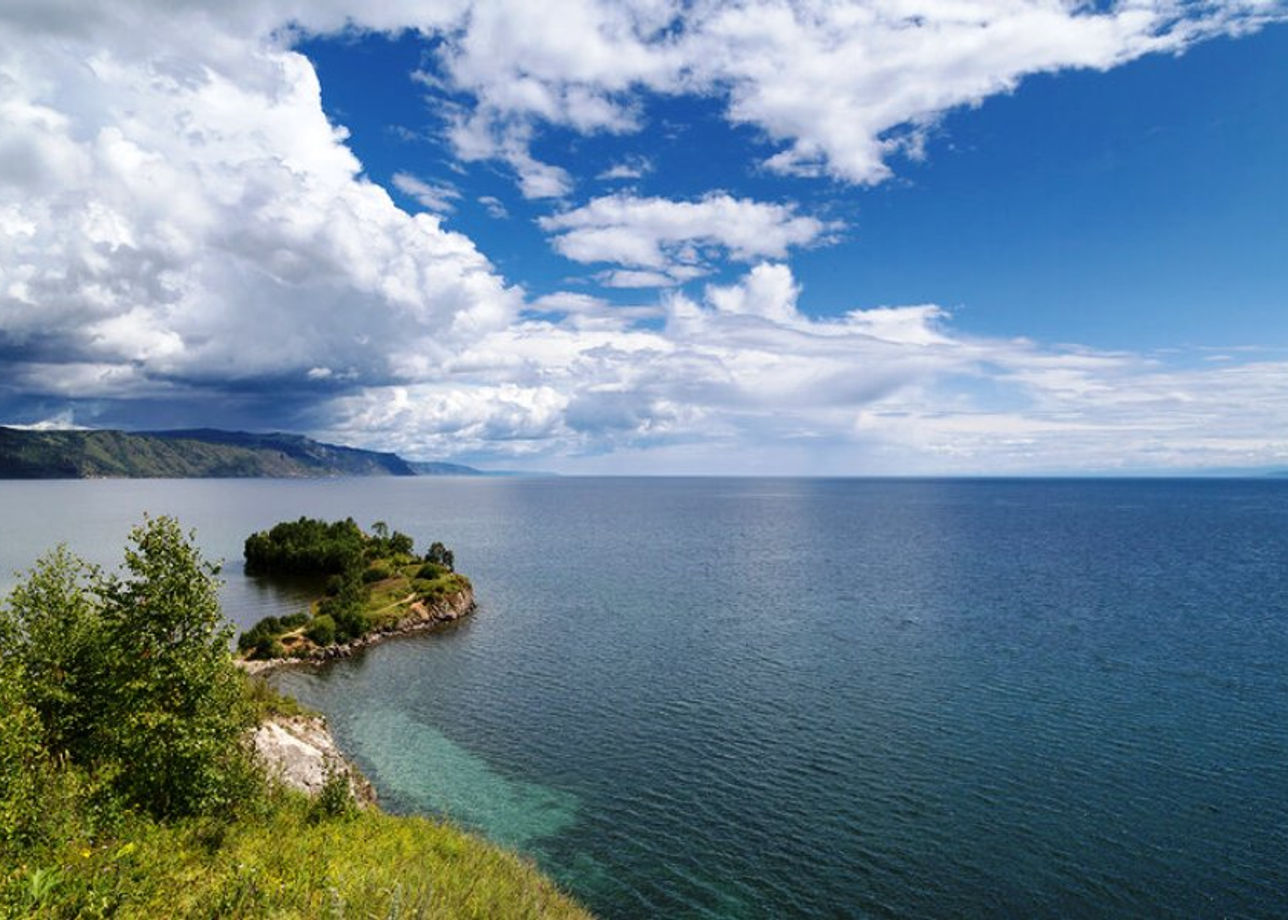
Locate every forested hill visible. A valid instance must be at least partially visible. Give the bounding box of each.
[0,427,477,479]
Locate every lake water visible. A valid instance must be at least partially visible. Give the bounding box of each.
[2,477,1286,918]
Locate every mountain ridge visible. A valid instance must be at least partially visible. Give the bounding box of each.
[0,427,483,479]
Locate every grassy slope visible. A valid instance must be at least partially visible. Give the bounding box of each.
[6,795,590,919]
[4,678,590,919]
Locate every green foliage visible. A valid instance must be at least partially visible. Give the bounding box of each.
[416,561,447,580]
[241,674,314,722]
[332,608,371,645]
[249,637,286,661]
[238,616,280,651]
[0,545,104,758]
[315,568,370,643]
[425,541,455,572]
[387,531,415,557]
[243,517,366,575]
[237,520,463,655]
[363,521,415,563]
[0,517,259,821]
[279,611,309,629]
[0,659,49,850]
[304,614,335,646]
[237,611,310,653]
[311,765,356,823]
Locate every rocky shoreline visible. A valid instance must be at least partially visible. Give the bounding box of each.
[238,583,476,677]
[252,713,378,807]
[244,584,475,804]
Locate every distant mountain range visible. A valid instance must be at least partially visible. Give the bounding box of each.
[0,427,488,479]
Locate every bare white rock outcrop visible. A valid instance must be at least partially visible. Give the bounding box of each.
[251,714,376,806]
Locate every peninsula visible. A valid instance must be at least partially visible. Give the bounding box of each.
[0,516,587,917]
[236,517,475,668]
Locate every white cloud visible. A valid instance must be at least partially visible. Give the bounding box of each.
[598,155,652,180]
[1,1,1286,473]
[318,261,1288,473]
[8,1,1280,197]
[2,410,86,431]
[0,7,520,402]
[417,0,1287,187]
[538,193,840,283]
[595,269,679,288]
[478,195,509,219]
[391,171,461,212]
[438,104,573,198]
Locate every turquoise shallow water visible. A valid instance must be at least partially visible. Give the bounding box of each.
[2,477,1287,917]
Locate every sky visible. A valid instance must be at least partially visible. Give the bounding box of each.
[0,1,1285,475]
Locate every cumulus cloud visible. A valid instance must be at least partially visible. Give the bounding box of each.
[0,4,520,417]
[539,193,839,283]
[2,1,1286,473]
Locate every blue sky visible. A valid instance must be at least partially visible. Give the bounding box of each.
[1,2,1286,473]
[308,24,1287,351]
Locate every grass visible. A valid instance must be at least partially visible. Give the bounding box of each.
[3,791,591,919]
[363,571,470,629]
[241,673,316,721]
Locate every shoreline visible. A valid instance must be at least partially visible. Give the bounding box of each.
[238,583,476,677]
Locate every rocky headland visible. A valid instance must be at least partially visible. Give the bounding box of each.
[238,582,475,676]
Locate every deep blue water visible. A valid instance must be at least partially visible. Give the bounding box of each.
[2,477,1286,917]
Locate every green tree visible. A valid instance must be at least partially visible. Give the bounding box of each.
[94,517,257,817]
[0,657,46,849]
[425,541,454,572]
[388,531,415,557]
[0,546,104,759]
[0,517,259,821]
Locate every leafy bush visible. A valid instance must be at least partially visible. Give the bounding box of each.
[249,637,286,661]
[305,614,335,646]
[279,612,309,629]
[415,562,446,580]
[311,765,356,822]
[387,532,414,557]
[361,563,391,584]
[238,616,281,652]
[237,611,305,654]
[332,608,371,645]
